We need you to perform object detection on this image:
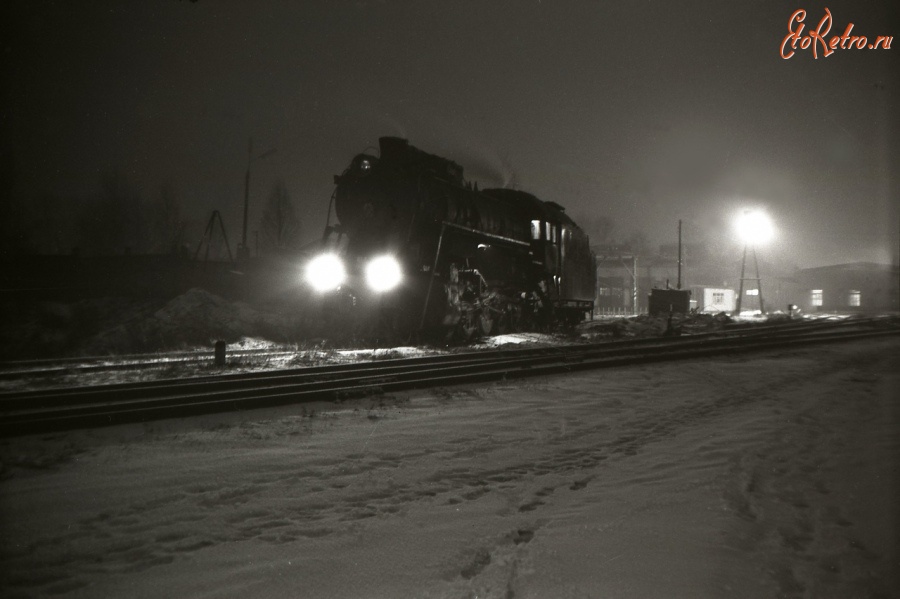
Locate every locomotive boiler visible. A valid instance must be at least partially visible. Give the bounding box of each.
[305,137,594,339]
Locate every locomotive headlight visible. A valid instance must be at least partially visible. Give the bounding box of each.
[365,255,402,292]
[305,253,346,292]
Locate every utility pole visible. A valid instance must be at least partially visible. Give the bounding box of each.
[677,219,683,290]
[619,253,638,315]
[240,137,277,259]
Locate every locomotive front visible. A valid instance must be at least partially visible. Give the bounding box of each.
[305,151,406,297]
[304,137,436,334]
[305,136,595,339]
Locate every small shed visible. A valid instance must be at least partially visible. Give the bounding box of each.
[648,288,691,315]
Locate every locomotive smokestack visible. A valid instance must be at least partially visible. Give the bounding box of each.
[379,136,464,184]
[379,136,409,161]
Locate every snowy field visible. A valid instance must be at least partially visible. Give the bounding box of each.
[1,337,898,598]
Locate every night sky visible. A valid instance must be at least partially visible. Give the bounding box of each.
[4,0,898,268]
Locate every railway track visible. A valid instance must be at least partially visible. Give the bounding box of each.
[1,316,897,437]
[0,347,301,380]
[0,314,883,381]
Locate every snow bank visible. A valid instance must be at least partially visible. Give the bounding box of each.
[0,289,305,359]
[80,288,299,355]
[578,312,733,340]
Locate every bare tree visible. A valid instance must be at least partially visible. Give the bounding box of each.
[259,179,300,253]
[146,183,186,254]
[77,171,146,254]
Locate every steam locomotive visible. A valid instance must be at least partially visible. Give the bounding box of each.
[305,137,595,339]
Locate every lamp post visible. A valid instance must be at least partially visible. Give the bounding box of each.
[240,138,277,259]
[734,209,773,315]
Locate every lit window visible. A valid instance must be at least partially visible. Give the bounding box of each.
[531,220,541,240]
[848,290,861,307]
[545,222,551,240]
[811,289,823,307]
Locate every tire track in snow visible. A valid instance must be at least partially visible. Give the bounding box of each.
[720,347,899,598]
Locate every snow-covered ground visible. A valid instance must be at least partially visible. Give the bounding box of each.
[1,337,898,598]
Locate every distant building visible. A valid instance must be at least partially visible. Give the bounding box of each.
[691,287,736,313]
[797,262,899,313]
[594,250,682,314]
[590,244,898,316]
[594,238,761,314]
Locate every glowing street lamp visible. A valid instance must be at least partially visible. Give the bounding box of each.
[735,210,774,246]
[734,209,773,315]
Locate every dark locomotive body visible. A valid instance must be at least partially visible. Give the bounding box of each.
[318,137,594,338]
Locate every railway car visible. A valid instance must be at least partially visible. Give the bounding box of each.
[305,137,594,339]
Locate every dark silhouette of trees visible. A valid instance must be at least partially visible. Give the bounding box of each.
[73,173,186,255]
[77,171,145,254]
[259,179,300,253]
[3,170,189,256]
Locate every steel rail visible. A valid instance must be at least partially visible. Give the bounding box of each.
[1,324,897,437]
[0,349,301,379]
[0,316,890,375]
[0,317,893,409]
[0,314,890,387]
[0,314,886,380]
[0,315,891,407]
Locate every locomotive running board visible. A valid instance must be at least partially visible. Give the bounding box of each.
[438,221,531,248]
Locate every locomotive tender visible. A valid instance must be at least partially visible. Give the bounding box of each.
[305,137,595,338]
